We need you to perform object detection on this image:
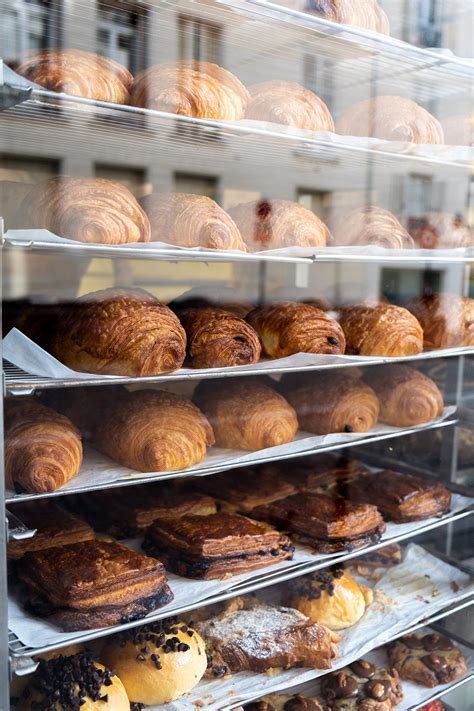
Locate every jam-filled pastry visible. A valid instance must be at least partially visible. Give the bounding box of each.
[246,693,328,710]
[245,81,335,132]
[407,212,473,249]
[338,303,423,357]
[387,633,467,688]
[332,206,414,249]
[321,659,403,710]
[407,293,474,349]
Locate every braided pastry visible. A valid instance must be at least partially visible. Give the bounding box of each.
[441,113,474,146]
[304,0,390,34]
[130,60,249,120]
[407,213,473,249]
[339,304,424,356]
[140,192,245,250]
[332,206,414,249]
[407,293,474,349]
[246,302,345,358]
[228,199,330,251]
[337,96,444,144]
[16,49,132,103]
[245,81,335,132]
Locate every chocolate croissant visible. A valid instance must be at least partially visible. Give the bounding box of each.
[363,365,444,427]
[140,192,245,250]
[130,60,249,120]
[193,378,298,450]
[175,306,261,368]
[332,206,414,249]
[227,199,330,252]
[305,0,390,34]
[246,302,345,358]
[339,303,424,356]
[441,113,474,146]
[50,288,187,376]
[5,398,83,494]
[21,177,151,244]
[407,293,474,349]
[245,81,335,132]
[337,96,444,144]
[407,213,473,249]
[16,49,133,103]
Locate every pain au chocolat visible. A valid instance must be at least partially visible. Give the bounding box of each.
[142,512,294,579]
[338,303,423,357]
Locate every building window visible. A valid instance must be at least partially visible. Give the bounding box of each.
[402,0,442,48]
[303,53,334,112]
[297,189,332,223]
[178,15,222,64]
[97,4,146,74]
[0,154,59,183]
[95,164,149,199]
[1,0,54,64]
[174,173,218,200]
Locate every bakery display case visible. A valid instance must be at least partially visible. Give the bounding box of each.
[1,0,474,709]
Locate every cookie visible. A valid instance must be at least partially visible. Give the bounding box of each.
[321,659,403,710]
[387,633,467,688]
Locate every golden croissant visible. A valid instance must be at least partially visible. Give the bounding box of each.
[407,213,473,249]
[245,81,335,132]
[332,206,414,249]
[140,192,246,250]
[407,293,474,349]
[228,199,330,251]
[50,287,187,376]
[441,113,474,146]
[130,60,249,120]
[16,49,133,103]
[5,398,83,494]
[92,389,214,472]
[194,378,298,450]
[304,0,390,34]
[21,177,151,244]
[176,306,261,368]
[339,303,424,356]
[246,302,345,358]
[364,365,444,427]
[337,96,444,144]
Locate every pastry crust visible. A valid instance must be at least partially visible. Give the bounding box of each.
[332,206,414,249]
[407,213,473,249]
[304,0,390,34]
[338,303,424,356]
[321,659,403,709]
[407,293,474,349]
[245,81,334,132]
[387,633,467,688]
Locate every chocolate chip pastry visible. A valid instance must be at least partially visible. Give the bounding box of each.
[387,633,467,688]
[246,693,328,710]
[321,659,403,710]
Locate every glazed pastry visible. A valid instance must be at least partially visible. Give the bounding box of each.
[441,113,474,146]
[193,378,298,450]
[50,287,186,376]
[363,365,444,427]
[337,96,444,144]
[387,633,467,688]
[332,206,414,249]
[282,371,379,435]
[321,659,403,710]
[21,177,151,244]
[407,213,473,249]
[228,198,330,251]
[285,567,373,630]
[102,619,207,705]
[245,80,335,132]
[17,538,173,631]
[5,397,83,494]
[175,306,261,368]
[339,303,424,356]
[246,302,346,358]
[246,694,328,711]
[16,49,132,103]
[130,60,249,119]
[140,192,246,250]
[142,512,294,578]
[407,293,474,349]
[304,0,390,34]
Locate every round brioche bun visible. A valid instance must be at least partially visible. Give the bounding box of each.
[11,644,85,699]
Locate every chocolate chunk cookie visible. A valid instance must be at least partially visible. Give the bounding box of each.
[246,694,327,711]
[321,659,403,710]
[387,633,467,688]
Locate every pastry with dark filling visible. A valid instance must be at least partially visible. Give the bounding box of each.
[246,694,328,710]
[387,633,467,688]
[278,456,371,494]
[349,543,403,570]
[321,659,403,710]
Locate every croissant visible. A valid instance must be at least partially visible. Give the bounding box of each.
[332,206,414,249]
[407,293,474,349]
[245,81,335,132]
[50,288,187,376]
[339,304,424,356]
[130,60,249,120]
[441,113,474,146]
[337,96,444,144]
[193,378,298,450]
[407,213,473,249]
[363,365,443,427]
[5,398,83,494]
[227,199,330,252]
[304,0,390,34]
[175,306,261,368]
[140,192,246,250]
[16,49,133,103]
[246,302,345,358]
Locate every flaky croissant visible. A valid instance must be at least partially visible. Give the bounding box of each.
[228,199,330,252]
[130,60,249,120]
[339,304,424,356]
[337,96,444,144]
[5,398,83,494]
[246,302,345,358]
[175,306,261,368]
[407,213,473,249]
[21,177,151,244]
[441,113,474,146]
[332,206,414,249]
[245,81,335,132]
[16,49,133,103]
[50,288,187,376]
[194,378,298,450]
[303,0,390,34]
[140,192,246,250]
[407,293,474,349]
[364,365,444,427]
